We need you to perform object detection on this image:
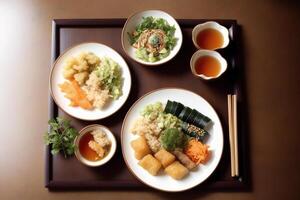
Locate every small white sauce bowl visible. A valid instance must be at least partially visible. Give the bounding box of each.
[74,124,117,167]
[192,21,229,50]
[190,50,227,80]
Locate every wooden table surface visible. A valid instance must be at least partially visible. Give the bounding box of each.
[0,0,299,199]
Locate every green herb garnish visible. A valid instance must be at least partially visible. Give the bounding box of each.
[141,102,182,130]
[44,117,78,157]
[159,128,187,151]
[129,17,177,49]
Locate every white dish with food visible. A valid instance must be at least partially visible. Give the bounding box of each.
[50,42,131,121]
[74,124,117,167]
[121,88,223,192]
[122,10,183,66]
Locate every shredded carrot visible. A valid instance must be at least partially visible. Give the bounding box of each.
[59,80,92,110]
[184,139,209,164]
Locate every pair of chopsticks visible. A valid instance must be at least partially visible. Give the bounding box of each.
[227,94,239,177]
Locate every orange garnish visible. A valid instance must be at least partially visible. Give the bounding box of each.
[59,80,92,110]
[184,139,209,164]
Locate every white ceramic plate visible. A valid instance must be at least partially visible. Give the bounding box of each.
[122,10,183,66]
[50,42,131,121]
[121,88,223,192]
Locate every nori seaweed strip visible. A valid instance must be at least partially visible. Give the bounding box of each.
[164,100,173,113]
[194,112,211,128]
[179,107,192,121]
[174,102,184,116]
[181,122,209,142]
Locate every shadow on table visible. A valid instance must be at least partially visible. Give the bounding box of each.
[268,0,300,5]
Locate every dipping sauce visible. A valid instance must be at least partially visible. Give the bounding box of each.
[79,133,101,161]
[194,56,221,77]
[196,28,224,50]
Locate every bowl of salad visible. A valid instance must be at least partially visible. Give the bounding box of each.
[122,10,183,66]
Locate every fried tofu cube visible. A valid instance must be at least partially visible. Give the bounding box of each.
[138,154,162,175]
[165,161,189,180]
[130,137,151,160]
[154,149,176,168]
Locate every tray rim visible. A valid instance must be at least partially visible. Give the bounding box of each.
[46,18,250,191]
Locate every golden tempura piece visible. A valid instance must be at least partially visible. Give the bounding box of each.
[138,154,162,176]
[88,140,105,158]
[165,161,189,180]
[59,80,92,110]
[154,149,175,168]
[130,136,151,160]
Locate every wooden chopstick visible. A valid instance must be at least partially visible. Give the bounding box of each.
[227,95,235,177]
[232,95,239,176]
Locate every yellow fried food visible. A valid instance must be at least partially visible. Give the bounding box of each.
[138,154,162,176]
[130,136,151,160]
[88,140,105,158]
[59,80,92,110]
[63,52,100,85]
[154,149,175,168]
[165,161,189,180]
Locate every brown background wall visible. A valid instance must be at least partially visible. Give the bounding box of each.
[0,0,299,199]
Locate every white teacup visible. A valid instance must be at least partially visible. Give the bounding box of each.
[192,21,230,50]
[190,50,227,80]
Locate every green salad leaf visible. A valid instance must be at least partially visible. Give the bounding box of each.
[141,102,182,130]
[130,17,177,48]
[96,57,123,99]
[128,16,178,62]
[44,117,78,157]
[159,128,187,151]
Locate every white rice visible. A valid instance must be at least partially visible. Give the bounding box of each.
[91,129,110,148]
[82,72,110,109]
[131,117,162,153]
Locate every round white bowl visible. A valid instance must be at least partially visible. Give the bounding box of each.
[121,10,183,66]
[190,50,227,80]
[74,124,117,167]
[49,42,132,121]
[192,21,229,50]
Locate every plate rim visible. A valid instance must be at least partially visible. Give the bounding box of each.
[120,87,224,192]
[121,9,183,66]
[49,42,132,121]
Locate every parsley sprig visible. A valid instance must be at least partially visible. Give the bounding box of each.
[44,117,78,157]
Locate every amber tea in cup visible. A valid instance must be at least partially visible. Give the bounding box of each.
[196,29,224,50]
[192,21,229,50]
[194,56,221,77]
[190,50,227,80]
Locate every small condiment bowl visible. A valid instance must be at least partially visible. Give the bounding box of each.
[190,50,227,80]
[192,21,229,50]
[74,124,117,167]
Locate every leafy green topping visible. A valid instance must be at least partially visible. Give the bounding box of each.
[129,17,177,49]
[96,57,123,99]
[44,117,78,157]
[128,16,177,62]
[159,128,187,151]
[141,102,182,130]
